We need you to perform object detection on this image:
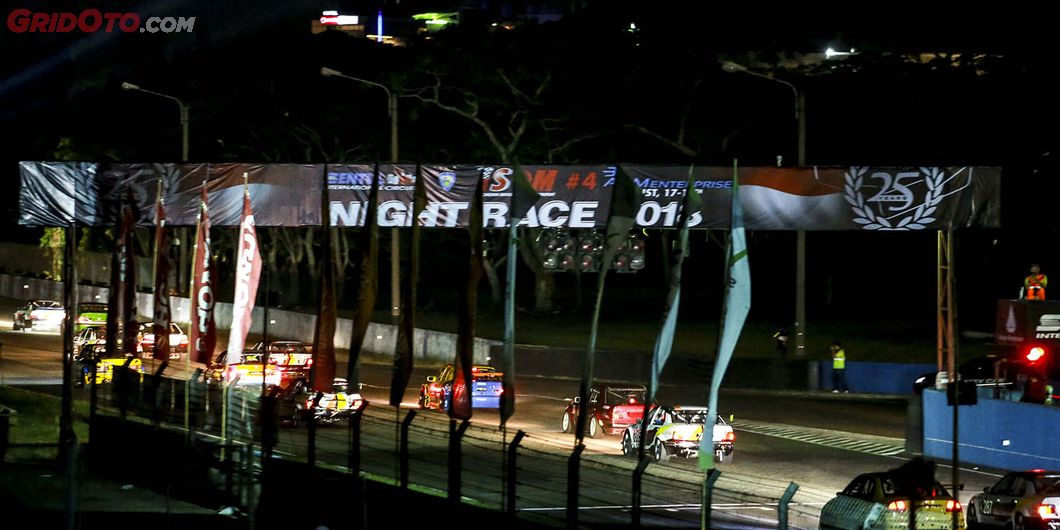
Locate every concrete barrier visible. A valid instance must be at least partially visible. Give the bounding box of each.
[0,273,494,365]
[922,389,1060,470]
[819,361,937,394]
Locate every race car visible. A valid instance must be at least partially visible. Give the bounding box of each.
[967,470,1060,530]
[75,331,144,385]
[272,377,364,427]
[137,322,189,360]
[561,382,647,438]
[74,302,108,332]
[620,404,735,464]
[208,353,282,388]
[418,364,503,411]
[12,299,65,331]
[250,340,313,390]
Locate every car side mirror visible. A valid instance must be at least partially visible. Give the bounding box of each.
[427,376,437,383]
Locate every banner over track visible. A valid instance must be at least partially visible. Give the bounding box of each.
[19,162,1000,230]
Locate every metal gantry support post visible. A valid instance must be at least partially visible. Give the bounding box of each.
[448,419,469,502]
[631,455,652,526]
[938,229,961,530]
[506,430,526,516]
[350,400,368,476]
[399,410,416,488]
[778,482,800,530]
[701,468,721,530]
[567,443,585,529]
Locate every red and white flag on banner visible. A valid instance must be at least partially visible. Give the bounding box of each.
[152,187,172,359]
[225,184,261,364]
[189,186,216,365]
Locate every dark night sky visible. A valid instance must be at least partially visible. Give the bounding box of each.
[1,2,1057,333]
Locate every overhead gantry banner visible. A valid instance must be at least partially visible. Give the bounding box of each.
[18,162,1000,230]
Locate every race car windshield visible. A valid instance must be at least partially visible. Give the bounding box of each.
[1034,475,1060,492]
[79,303,108,313]
[673,410,707,424]
[605,388,646,405]
[879,477,951,498]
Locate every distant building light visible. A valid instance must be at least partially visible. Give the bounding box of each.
[322,10,338,16]
[320,14,359,25]
[825,47,857,59]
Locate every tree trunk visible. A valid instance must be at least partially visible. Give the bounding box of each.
[482,256,503,307]
[177,227,190,296]
[518,228,556,312]
[534,273,555,312]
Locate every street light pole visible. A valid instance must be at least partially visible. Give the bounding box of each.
[321,67,401,322]
[122,81,191,296]
[122,82,189,162]
[722,61,808,357]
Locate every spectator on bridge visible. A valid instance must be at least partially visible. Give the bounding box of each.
[1023,263,1048,300]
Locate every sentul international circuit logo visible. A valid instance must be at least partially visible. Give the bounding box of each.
[437,172,456,192]
[844,166,971,231]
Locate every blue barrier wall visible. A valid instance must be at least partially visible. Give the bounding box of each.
[922,389,1060,470]
[819,361,937,394]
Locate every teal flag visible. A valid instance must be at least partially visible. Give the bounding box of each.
[575,168,641,442]
[700,162,751,470]
[649,166,702,403]
[501,161,540,426]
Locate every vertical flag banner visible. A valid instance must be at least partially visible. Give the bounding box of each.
[313,172,338,392]
[120,190,138,356]
[189,186,216,365]
[226,178,262,363]
[501,161,540,426]
[701,163,751,470]
[347,164,380,387]
[105,215,123,359]
[391,165,427,406]
[450,168,485,421]
[152,182,172,360]
[575,168,642,441]
[649,167,702,402]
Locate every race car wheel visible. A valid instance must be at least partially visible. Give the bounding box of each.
[653,442,670,463]
[418,392,428,409]
[621,432,634,457]
[12,320,20,331]
[1013,514,1025,530]
[966,504,980,530]
[715,450,734,464]
[561,412,572,433]
[588,417,599,438]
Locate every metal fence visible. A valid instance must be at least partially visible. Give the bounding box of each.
[75,367,828,529]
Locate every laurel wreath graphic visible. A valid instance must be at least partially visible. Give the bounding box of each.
[844,166,943,231]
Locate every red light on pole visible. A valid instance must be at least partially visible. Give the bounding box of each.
[1028,346,1045,362]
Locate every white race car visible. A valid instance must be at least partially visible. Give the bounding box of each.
[620,404,735,463]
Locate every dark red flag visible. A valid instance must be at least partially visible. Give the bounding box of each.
[189,186,216,365]
[226,189,262,362]
[390,166,426,407]
[449,169,484,420]
[312,178,337,391]
[120,191,138,356]
[152,187,171,359]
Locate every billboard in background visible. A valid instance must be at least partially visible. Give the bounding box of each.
[19,162,1001,231]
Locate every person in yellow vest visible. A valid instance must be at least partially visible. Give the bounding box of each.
[830,341,849,393]
[1024,263,1047,300]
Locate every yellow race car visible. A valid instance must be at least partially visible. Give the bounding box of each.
[75,332,144,385]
